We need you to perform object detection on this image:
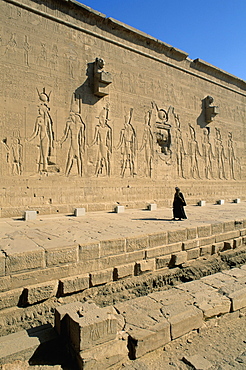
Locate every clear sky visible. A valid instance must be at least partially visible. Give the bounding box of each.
[76,0,246,82]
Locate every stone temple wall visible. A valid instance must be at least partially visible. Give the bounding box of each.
[0,0,246,217]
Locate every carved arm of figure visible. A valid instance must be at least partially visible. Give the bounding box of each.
[89,125,99,147]
[107,127,112,154]
[115,129,124,150]
[59,120,71,148]
[27,117,40,142]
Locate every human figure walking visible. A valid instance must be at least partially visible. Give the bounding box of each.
[172,187,187,221]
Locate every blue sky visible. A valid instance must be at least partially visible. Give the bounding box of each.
[77,0,246,82]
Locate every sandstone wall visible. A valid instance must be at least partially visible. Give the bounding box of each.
[0,0,246,217]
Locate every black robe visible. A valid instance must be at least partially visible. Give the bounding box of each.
[173,192,187,219]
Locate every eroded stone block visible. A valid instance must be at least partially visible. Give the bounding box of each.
[168,229,187,244]
[60,274,90,295]
[135,259,155,275]
[24,280,58,305]
[170,251,187,266]
[24,210,37,221]
[113,263,135,280]
[90,268,113,286]
[0,288,22,310]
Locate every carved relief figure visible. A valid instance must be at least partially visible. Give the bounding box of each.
[59,95,85,177]
[227,132,236,180]
[27,89,55,173]
[116,108,137,177]
[90,105,112,176]
[202,128,215,179]
[188,124,202,179]
[140,110,154,177]
[4,33,17,55]
[214,128,227,180]
[2,131,23,175]
[49,44,58,70]
[175,128,186,178]
[152,101,172,156]
[93,57,112,97]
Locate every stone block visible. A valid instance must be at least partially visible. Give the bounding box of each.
[68,303,119,351]
[148,232,167,249]
[197,200,206,206]
[125,250,145,263]
[147,203,157,211]
[60,274,90,295]
[187,227,197,240]
[156,255,171,269]
[24,210,37,221]
[127,322,171,359]
[168,229,187,244]
[233,237,242,248]
[46,245,79,267]
[170,251,187,266]
[0,288,22,310]
[228,288,246,311]
[126,235,149,252]
[233,198,240,203]
[216,199,224,205]
[24,280,58,305]
[100,238,125,257]
[113,263,135,280]
[165,305,203,340]
[183,354,212,370]
[135,259,155,275]
[146,242,182,259]
[74,208,86,217]
[115,205,124,213]
[198,236,215,247]
[5,249,45,275]
[211,222,223,235]
[200,245,212,256]
[240,228,246,236]
[0,252,5,277]
[201,272,237,290]
[182,239,198,250]
[90,268,113,286]
[212,242,224,254]
[79,338,128,370]
[234,219,244,229]
[55,301,83,335]
[215,230,240,243]
[223,240,233,251]
[197,225,211,237]
[79,242,100,261]
[223,221,235,232]
[187,248,200,260]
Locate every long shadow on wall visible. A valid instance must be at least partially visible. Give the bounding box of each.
[75,62,101,106]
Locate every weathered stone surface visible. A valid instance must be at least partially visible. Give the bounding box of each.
[148,232,167,249]
[200,245,213,256]
[55,301,83,335]
[45,245,79,267]
[212,242,224,254]
[147,203,157,211]
[187,247,200,260]
[24,211,37,221]
[60,274,90,295]
[215,230,240,243]
[182,239,198,250]
[79,242,100,261]
[74,208,86,217]
[155,255,171,269]
[168,229,187,244]
[90,268,113,286]
[0,252,5,277]
[187,227,197,240]
[78,338,128,370]
[223,240,233,251]
[0,288,22,310]
[233,237,242,248]
[183,354,212,370]
[113,263,135,280]
[146,242,182,258]
[126,235,149,252]
[197,225,211,238]
[115,205,125,213]
[170,251,187,266]
[25,280,58,305]
[100,238,125,257]
[211,223,223,235]
[223,221,235,232]
[135,259,155,275]
[198,236,215,247]
[228,288,246,311]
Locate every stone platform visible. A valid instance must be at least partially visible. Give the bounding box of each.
[0,202,246,313]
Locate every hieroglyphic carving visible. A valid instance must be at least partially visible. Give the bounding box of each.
[4,33,17,56]
[2,130,23,175]
[116,108,137,177]
[140,110,154,177]
[202,128,215,179]
[90,105,112,177]
[188,124,202,179]
[214,128,227,180]
[37,43,47,67]
[175,128,186,178]
[27,88,55,173]
[49,44,58,70]
[59,94,85,177]
[23,36,31,67]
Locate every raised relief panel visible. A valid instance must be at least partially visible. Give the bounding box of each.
[140,110,154,178]
[188,124,202,179]
[202,128,215,180]
[93,58,112,97]
[116,108,137,177]
[59,94,86,177]
[2,130,23,175]
[89,105,112,177]
[214,128,227,180]
[205,96,219,124]
[152,102,172,165]
[27,88,58,174]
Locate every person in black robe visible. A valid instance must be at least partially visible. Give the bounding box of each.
[172,187,187,221]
